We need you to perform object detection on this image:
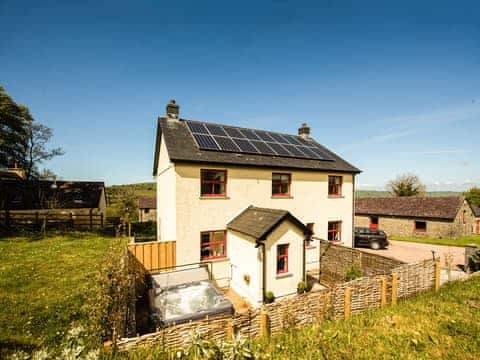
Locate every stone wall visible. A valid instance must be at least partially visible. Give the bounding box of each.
[316,239,403,286]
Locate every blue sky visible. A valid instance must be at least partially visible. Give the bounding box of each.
[1,0,479,190]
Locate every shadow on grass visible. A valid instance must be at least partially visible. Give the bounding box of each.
[0,338,39,357]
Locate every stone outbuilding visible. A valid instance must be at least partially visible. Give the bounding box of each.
[471,204,480,234]
[138,196,157,222]
[355,196,476,238]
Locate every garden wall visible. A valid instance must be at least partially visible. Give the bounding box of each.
[115,258,438,352]
[316,238,404,286]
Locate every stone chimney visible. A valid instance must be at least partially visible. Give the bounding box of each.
[298,123,310,139]
[166,99,180,120]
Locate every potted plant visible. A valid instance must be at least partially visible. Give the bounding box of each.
[264,291,275,304]
[297,281,308,294]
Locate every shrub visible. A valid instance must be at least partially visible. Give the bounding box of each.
[265,291,275,304]
[297,281,308,294]
[344,265,363,282]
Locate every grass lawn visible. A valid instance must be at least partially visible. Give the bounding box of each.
[0,232,124,356]
[120,276,480,359]
[390,234,480,247]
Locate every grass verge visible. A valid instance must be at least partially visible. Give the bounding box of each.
[0,232,125,357]
[390,235,480,247]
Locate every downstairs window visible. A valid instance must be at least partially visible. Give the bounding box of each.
[200,230,226,260]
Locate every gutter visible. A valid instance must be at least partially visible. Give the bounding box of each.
[255,240,267,303]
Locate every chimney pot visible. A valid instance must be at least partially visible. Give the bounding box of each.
[166,99,180,119]
[298,123,310,139]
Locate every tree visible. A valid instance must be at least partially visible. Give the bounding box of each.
[24,123,64,179]
[386,173,426,197]
[0,85,63,178]
[464,187,480,207]
[0,85,32,168]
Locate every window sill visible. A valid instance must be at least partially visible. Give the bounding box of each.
[271,196,294,199]
[201,257,229,263]
[328,195,344,199]
[276,272,293,279]
[200,196,230,200]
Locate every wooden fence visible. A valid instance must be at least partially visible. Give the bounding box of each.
[0,210,109,231]
[115,258,440,351]
[127,241,176,272]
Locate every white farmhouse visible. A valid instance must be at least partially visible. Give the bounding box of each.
[152,100,360,304]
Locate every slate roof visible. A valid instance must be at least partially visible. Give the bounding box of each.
[355,196,464,220]
[153,117,361,175]
[0,180,105,210]
[227,206,310,240]
[139,196,156,209]
[471,204,480,218]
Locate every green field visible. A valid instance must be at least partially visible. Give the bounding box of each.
[0,233,123,356]
[121,276,480,359]
[390,235,480,247]
[106,182,156,218]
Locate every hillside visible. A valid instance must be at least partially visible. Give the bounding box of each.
[106,182,156,218]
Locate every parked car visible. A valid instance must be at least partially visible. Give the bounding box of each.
[354,227,389,250]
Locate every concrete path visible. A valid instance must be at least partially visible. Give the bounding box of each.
[359,240,466,269]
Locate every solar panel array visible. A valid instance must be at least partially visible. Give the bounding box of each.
[185,120,334,161]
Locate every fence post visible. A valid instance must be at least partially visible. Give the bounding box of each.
[260,308,269,338]
[381,276,387,307]
[35,211,39,227]
[434,259,441,291]
[101,213,104,228]
[226,319,234,340]
[89,209,93,231]
[344,288,351,318]
[391,273,398,305]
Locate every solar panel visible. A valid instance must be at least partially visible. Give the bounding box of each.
[223,126,245,138]
[192,134,219,150]
[184,120,335,161]
[299,146,322,159]
[267,142,291,156]
[268,132,289,144]
[240,129,261,140]
[206,124,228,136]
[309,146,334,160]
[213,136,240,152]
[283,135,304,146]
[282,144,306,157]
[187,122,209,134]
[255,131,275,142]
[250,140,276,155]
[233,138,259,153]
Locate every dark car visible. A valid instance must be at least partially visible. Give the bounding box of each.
[354,227,389,250]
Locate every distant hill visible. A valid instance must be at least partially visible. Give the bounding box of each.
[106,182,156,217]
[355,190,462,198]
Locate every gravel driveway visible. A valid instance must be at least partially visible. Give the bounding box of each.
[359,240,466,269]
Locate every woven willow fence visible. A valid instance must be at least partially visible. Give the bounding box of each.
[115,258,439,351]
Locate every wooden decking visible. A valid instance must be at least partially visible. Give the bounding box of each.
[222,288,252,313]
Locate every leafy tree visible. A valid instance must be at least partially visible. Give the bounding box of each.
[0,85,32,168]
[118,189,138,222]
[24,123,64,179]
[386,173,426,197]
[464,187,480,207]
[0,84,63,179]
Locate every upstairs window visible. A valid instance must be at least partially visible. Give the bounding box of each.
[277,244,289,274]
[328,221,342,242]
[414,221,427,232]
[200,230,226,260]
[328,176,343,196]
[201,169,227,197]
[272,173,291,197]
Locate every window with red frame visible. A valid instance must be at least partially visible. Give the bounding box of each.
[414,221,426,232]
[201,169,227,196]
[200,230,226,260]
[272,173,291,197]
[277,244,289,274]
[328,176,343,196]
[328,221,342,242]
